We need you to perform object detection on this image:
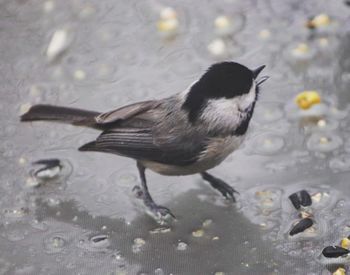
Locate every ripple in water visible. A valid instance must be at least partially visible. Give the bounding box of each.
[43,234,66,254]
[306,132,343,153]
[248,133,285,155]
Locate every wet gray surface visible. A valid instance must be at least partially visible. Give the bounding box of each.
[1,0,350,274]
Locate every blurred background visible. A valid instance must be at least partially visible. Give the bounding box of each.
[1,0,350,274]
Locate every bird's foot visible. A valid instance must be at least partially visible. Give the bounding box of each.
[132,185,176,220]
[146,202,176,220]
[212,179,238,202]
[201,172,238,202]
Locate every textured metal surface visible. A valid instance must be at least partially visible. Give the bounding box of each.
[1,0,350,274]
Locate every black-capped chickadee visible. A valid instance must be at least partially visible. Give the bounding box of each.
[21,61,268,219]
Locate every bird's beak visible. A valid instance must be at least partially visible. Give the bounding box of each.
[252,65,266,79]
[252,65,269,86]
[256,76,269,86]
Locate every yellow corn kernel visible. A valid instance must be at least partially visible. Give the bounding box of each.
[333,267,346,275]
[341,238,350,249]
[312,14,331,27]
[295,91,321,110]
[157,18,179,32]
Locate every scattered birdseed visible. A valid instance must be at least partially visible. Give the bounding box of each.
[214,15,232,36]
[132,238,146,253]
[207,39,227,56]
[192,229,204,238]
[202,219,213,228]
[317,119,327,128]
[157,7,179,37]
[333,267,346,275]
[312,13,331,27]
[19,103,32,115]
[289,218,314,236]
[149,227,171,234]
[43,1,55,13]
[176,241,188,251]
[291,43,310,57]
[341,238,350,249]
[46,29,70,61]
[33,159,62,180]
[258,29,271,39]
[322,246,350,258]
[289,190,312,210]
[18,157,27,165]
[74,70,86,80]
[295,91,321,110]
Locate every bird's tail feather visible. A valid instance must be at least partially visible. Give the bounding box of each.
[20,104,100,126]
[78,141,98,151]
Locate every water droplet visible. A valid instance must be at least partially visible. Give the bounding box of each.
[255,105,283,123]
[249,134,285,155]
[43,234,66,254]
[307,133,343,152]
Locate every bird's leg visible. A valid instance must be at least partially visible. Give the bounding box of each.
[201,171,238,202]
[134,162,175,219]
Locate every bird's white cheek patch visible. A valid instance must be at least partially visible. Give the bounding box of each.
[238,84,256,111]
[200,98,241,129]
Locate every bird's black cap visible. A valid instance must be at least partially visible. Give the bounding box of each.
[183,61,265,122]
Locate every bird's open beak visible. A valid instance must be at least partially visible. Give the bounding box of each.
[256,76,269,86]
[252,65,266,79]
[252,65,269,86]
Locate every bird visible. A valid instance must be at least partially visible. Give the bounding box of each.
[21,61,268,219]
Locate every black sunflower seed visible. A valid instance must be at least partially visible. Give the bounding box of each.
[322,246,350,258]
[289,190,312,210]
[289,218,313,236]
[33,158,61,169]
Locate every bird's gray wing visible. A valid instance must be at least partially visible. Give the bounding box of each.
[79,98,208,165]
[79,127,207,166]
[94,100,161,125]
[72,100,161,129]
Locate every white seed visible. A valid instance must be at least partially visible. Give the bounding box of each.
[202,219,213,228]
[207,39,226,56]
[317,119,327,128]
[73,70,86,80]
[259,29,271,39]
[160,7,177,20]
[192,229,204,237]
[43,1,55,13]
[46,29,70,61]
[19,103,32,115]
[176,241,188,251]
[214,16,231,29]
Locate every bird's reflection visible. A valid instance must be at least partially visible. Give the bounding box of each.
[34,187,293,274]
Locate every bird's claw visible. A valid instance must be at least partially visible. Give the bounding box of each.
[132,185,176,220]
[212,179,238,202]
[148,203,176,220]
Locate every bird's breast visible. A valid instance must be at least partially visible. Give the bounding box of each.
[140,135,245,176]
